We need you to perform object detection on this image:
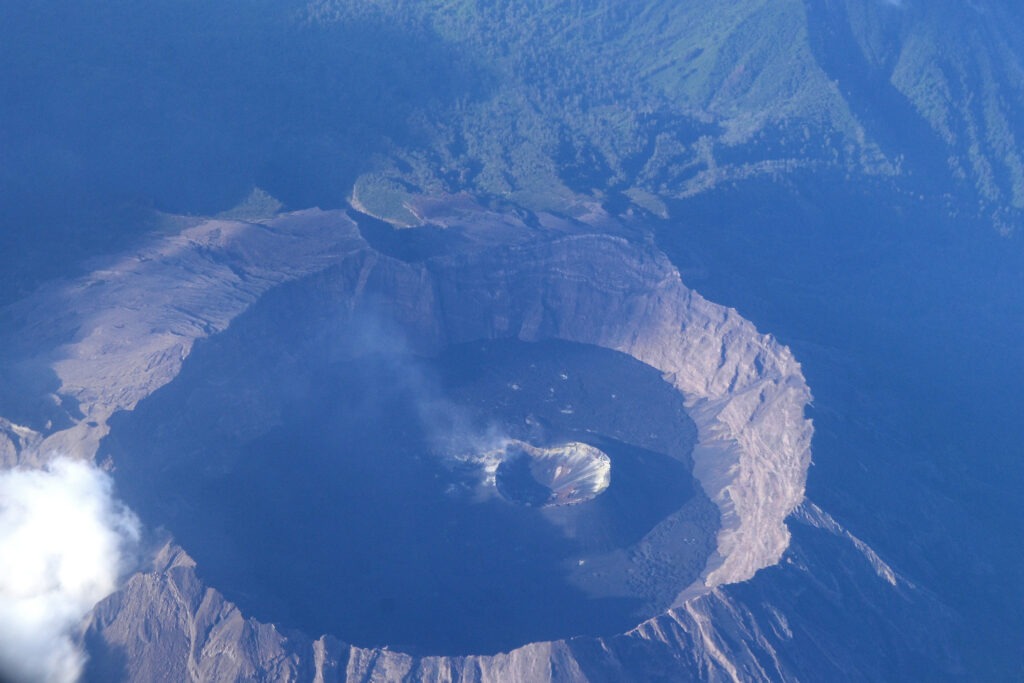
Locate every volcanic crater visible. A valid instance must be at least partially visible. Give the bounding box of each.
[106,315,715,655]
[82,215,812,670]
[99,228,733,656]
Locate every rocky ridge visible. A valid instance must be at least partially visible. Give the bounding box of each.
[0,210,365,468]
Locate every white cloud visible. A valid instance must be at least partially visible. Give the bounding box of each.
[0,458,140,683]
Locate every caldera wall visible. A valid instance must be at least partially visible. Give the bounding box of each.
[0,205,812,677]
[351,233,813,590]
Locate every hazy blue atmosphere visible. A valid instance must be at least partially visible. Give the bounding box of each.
[1,2,1022,682]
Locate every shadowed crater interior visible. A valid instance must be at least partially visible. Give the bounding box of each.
[104,289,718,656]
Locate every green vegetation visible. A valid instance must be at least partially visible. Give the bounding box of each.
[876,2,1024,219]
[2,0,1020,235]
[305,0,877,218]
[306,0,1023,230]
[217,188,284,222]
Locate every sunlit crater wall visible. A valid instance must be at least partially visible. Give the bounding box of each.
[0,208,813,675]
[320,234,813,591]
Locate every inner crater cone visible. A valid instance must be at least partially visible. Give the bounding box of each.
[494,440,611,507]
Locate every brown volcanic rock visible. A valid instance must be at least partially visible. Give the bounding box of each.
[1,203,811,680]
[61,205,815,679]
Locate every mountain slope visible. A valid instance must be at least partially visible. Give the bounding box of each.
[310,0,1024,233]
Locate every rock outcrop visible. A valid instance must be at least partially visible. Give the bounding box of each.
[0,210,366,468]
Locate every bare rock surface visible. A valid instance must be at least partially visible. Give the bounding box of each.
[0,209,365,467]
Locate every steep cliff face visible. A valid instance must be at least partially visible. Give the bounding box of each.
[419,234,813,590]
[0,210,366,468]
[86,518,956,683]
[2,202,815,679]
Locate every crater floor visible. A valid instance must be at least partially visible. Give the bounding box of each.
[104,299,717,655]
